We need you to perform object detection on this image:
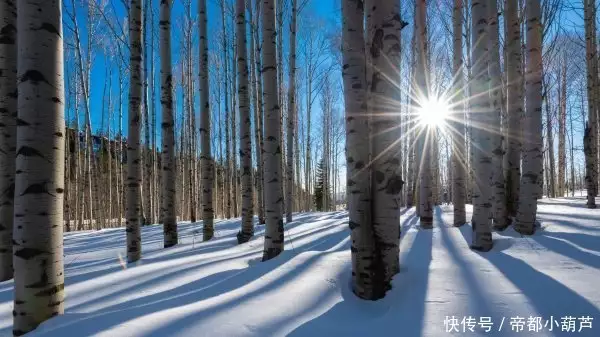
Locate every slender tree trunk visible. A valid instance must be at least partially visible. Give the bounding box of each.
[515,0,543,234]
[248,2,265,224]
[557,57,566,197]
[0,0,16,281]
[286,0,297,222]
[416,0,432,227]
[583,0,598,208]
[261,0,284,261]
[161,0,177,248]
[199,0,214,240]
[451,0,466,227]
[126,0,143,262]
[488,0,508,229]
[365,0,404,294]
[504,0,522,218]
[470,0,493,251]
[221,0,232,219]
[236,0,254,243]
[12,0,65,333]
[342,0,375,300]
[545,87,555,198]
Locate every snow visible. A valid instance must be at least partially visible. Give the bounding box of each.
[0,197,599,337]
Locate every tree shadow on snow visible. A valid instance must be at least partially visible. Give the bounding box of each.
[455,228,600,337]
[288,215,432,337]
[26,218,350,337]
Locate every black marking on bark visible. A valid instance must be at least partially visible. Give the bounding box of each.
[21,182,53,196]
[20,70,51,86]
[34,283,64,297]
[14,247,47,260]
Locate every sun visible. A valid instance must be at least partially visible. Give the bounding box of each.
[418,97,450,128]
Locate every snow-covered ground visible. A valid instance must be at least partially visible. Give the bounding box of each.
[0,196,599,337]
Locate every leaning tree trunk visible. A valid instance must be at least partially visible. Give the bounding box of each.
[470,0,493,251]
[504,0,523,217]
[515,0,543,234]
[286,0,297,223]
[451,0,466,227]
[236,0,254,244]
[488,0,508,230]
[365,0,404,296]
[12,0,65,334]
[199,0,214,240]
[161,0,177,248]
[342,0,375,300]
[126,0,143,262]
[261,0,284,261]
[583,0,598,208]
[0,0,16,282]
[415,0,433,227]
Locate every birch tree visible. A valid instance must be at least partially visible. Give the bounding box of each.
[237,0,254,244]
[342,0,375,300]
[126,0,143,262]
[12,0,65,333]
[365,0,404,292]
[416,0,433,227]
[199,0,214,240]
[515,0,543,234]
[504,0,522,218]
[451,0,466,227]
[488,0,508,229]
[262,0,284,261]
[161,0,177,247]
[583,0,598,208]
[0,0,16,281]
[470,0,493,251]
[286,0,297,222]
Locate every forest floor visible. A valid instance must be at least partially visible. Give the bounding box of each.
[0,196,599,337]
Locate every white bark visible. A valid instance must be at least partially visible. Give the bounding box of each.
[470,0,493,251]
[365,0,403,295]
[451,0,466,227]
[161,0,177,248]
[488,0,508,229]
[126,0,143,262]
[237,0,254,244]
[504,0,522,217]
[583,0,598,208]
[13,0,65,333]
[261,0,284,261]
[286,0,297,223]
[515,0,543,234]
[199,0,214,239]
[415,0,433,227]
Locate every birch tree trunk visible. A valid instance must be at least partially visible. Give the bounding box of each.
[236,0,254,244]
[12,0,65,333]
[199,0,214,240]
[286,0,297,222]
[248,1,265,224]
[583,0,598,208]
[342,0,376,300]
[160,0,177,248]
[515,0,543,234]
[416,0,433,227]
[470,0,493,251]
[451,0,466,227]
[261,0,284,261]
[0,0,16,281]
[221,0,232,219]
[557,57,566,197]
[488,0,508,229]
[504,0,522,218]
[126,0,143,262]
[365,0,404,291]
